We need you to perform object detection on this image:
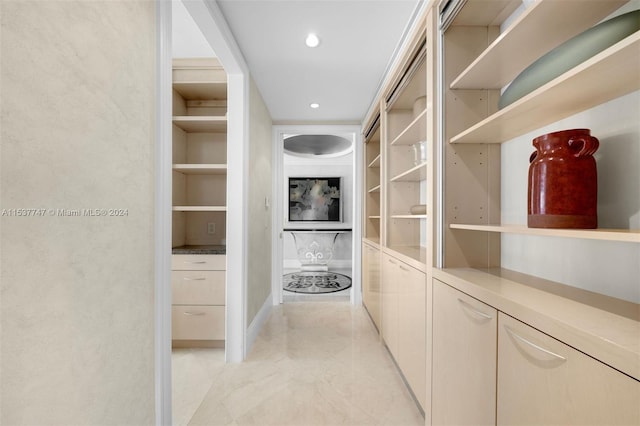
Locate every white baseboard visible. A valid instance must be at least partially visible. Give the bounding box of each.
[245,293,273,357]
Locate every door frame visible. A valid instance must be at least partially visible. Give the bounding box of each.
[271,125,363,306]
[155,0,250,423]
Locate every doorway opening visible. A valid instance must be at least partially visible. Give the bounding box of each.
[272,127,363,305]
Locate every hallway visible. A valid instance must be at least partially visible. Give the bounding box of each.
[173,303,424,425]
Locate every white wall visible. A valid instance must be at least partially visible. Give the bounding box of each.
[172,0,216,58]
[246,78,273,324]
[1,1,156,423]
[501,90,640,303]
[283,152,353,270]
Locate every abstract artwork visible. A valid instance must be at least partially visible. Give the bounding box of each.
[288,177,341,222]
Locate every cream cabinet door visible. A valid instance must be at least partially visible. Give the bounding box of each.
[362,243,381,331]
[381,254,400,359]
[397,261,426,409]
[498,313,640,425]
[432,279,497,425]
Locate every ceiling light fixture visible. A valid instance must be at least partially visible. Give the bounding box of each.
[310,103,320,109]
[305,33,320,48]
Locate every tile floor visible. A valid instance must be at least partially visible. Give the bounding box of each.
[172,302,425,425]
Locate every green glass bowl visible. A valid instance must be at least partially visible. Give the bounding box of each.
[499,10,640,109]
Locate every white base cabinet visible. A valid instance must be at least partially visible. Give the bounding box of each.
[381,252,426,409]
[431,274,640,426]
[362,241,381,331]
[432,279,496,426]
[498,313,640,426]
[171,254,225,344]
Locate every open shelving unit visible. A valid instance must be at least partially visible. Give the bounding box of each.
[450,0,628,90]
[451,32,640,144]
[384,46,428,267]
[171,58,228,249]
[363,114,382,245]
[438,0,640,295]
[431,2,640,423]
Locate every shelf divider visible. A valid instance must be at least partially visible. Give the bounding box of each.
[172,116,227,133]
[172,164,227,175]
[390,109,427,146]
[172,206,227,212]
[390,162,427,182]
[450,223,640,243]
[451,32,640,144]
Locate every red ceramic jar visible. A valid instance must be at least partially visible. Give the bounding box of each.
[528,129,599,229]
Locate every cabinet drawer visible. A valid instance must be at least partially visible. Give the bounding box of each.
[172,306,225,341]
[171,254,225,271]
[498,313,640,425]
[172,271,225,305]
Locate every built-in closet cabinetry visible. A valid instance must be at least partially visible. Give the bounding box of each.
[171,58,228,347]
[361,8,437,413]
[362,113,383,332]
[363,114,381,244]
[429,0,640,424]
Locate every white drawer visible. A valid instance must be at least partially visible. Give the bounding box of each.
[172,270,225,305]
[172,306,225,341]
[171,254,225,271]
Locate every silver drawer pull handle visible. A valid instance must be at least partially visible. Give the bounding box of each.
[457,298,492,319]
[183,277,206,281]
[388,259,397,265]
[183,311,206,316]
[185,261,207,264]
[505,326,567,362]
[399,265,410,272]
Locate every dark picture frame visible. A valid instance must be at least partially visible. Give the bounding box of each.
[288,177,342,222]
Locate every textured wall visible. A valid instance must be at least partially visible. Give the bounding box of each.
[246,78,273,325]
[0,1,156,423]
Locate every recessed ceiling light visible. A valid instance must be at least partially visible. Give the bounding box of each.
[310,103,320,109]
[305,33,320,48]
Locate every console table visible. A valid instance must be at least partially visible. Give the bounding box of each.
[284,229,351,272]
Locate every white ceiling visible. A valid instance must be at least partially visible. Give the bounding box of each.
[215,0,422,123]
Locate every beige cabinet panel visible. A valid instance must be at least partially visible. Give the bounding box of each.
[381,253,400,359]
[171,254,225,271]
[382,252,426,409]
[172,305,225,341]
[362,242,381,331]
[432,279,497,425]
[171,270,225,305]
[498,313,640,425]
[397,261,426,409]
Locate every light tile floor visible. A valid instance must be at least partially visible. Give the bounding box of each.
[173,302,424,426]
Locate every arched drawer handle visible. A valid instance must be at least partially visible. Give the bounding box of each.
[183,311,206,316]
[457,298,492,320]
[183,277,206,281]
[399,265,410,272]
[185,261,207,264]
[505,326,567,362]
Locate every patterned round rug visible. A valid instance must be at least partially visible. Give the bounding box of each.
[283,271,352,294]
